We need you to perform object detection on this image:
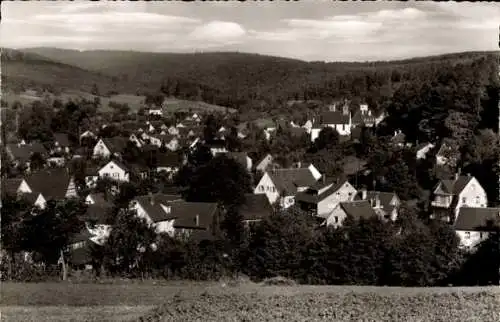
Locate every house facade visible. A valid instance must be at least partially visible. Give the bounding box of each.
[454,207,500,249]
[295,179,357,217]
[324,200,378,228]
[430,174,487,223]
[98,160,130,182]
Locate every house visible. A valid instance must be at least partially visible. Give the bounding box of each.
[351,104,386,128]
[131,194,219,239]
[226,152,253,172]
[295,178,357,217]
[8,168,78,208]
[80,130,96,139]
[168,125,180,136]
[148,107,163,116]
[324,200,379,228]
[129,133,144,148]
[156,152,184,177]
[53,133,71,153]
[319,102,352,136]
[254,164,322,208]
[5,141,48,168]
[98,160,130,182]
[255,154,275,172]
[85,192,112,207]
[1,178,47,209]
[92,137,127,159]
[355,189,401,221]
[430,173,488,223]
[207,140,228,156]
[239,194,273,226]
[454,207,500,249]
[416,142,435,160]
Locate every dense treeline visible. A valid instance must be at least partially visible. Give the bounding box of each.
[3,194,499,286]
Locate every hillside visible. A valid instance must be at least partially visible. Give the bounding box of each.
[1,48,128,94]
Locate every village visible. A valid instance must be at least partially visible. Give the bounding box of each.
[2,94,498,275]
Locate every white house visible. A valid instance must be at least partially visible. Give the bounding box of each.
[324,200,379,228]
[430,173,488,223]
[416,142,435,160]
[454,207,500,249]
[320,103,352,136]
[129,133,143,148]
[92,137,126,159]
[98,160,130,182]
[148,107,163,116]
[295,179,357,217]
[254,164,321,208]
[256,154,275,172]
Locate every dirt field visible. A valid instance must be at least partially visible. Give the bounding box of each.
[1,282,499,322]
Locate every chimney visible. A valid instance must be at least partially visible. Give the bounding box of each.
[195,214,199,226]
[297,161,301,168]
[455,168,461,181]
[149,192,154,205]
[467,173,471,177]
[322,175,326,184]
[375,193,381,208]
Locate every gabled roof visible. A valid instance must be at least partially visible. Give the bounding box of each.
[87,192,112,207]
[101,137,127,154]
[171,201,218,230]
[339,200,378,220]
[6,143,47,162]
[435,176,473,195]
[296,179,351,204]
[157,152,183,168]
[355,191,399,209]
[268,168,319,195]
[134,193,183,222]
[455,207,500,231]
[1,178,23,196]
[25,168,72,200]
[240,194,273,221]
[53,133,70,147]
[321,111,350,125]
[289,127,307,137]
[101,160,129,173]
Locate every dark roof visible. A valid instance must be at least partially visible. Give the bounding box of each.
[101,137,127,153]
[87,193,112,207]
[321,111,350,125]
[268,168,319,195]
[157,152,183,168]
[355,191,399,209]
[436,176,473,195]
[350,127,362,142]
[172,201,218,229]
[455,207,500,231]
[69,228,93,244]
[6,143,47,162]
[296,179,350,204]
[85,166,100,176]
[25,168,72,200]
[240,194,273,221]
[83,205,111,225]
[53,133,70,147]
[1,178,23,196]
[340,200,378,220]
[134,193,183,222]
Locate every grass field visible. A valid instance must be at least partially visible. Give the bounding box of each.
[1,281,499,322]
[2,90,235,115]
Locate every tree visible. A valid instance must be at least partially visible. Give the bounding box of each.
[20,199,87,278]
[203,114,219,143]
[0,196,31,279]
[184,154,251,208]
[312,127,339,151]
[102,208,157,277]
[29,152,45,171]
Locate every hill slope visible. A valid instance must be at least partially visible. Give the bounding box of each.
[1,48,127,94]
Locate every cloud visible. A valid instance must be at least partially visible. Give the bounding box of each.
[188,21,246,45]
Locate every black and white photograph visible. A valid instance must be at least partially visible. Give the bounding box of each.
[1,1,499,321]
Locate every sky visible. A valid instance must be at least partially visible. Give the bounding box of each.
[1,1,499,62]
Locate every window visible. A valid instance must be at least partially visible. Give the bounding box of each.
[480,232,483,239]
[465,232,471,239]
[260,186,264,192]
[461,197,467,203]
[476,196,480,204]
[334,216,339,223]
[272,187,276,192]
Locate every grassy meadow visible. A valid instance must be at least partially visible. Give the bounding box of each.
[1,281,499,322]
